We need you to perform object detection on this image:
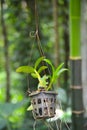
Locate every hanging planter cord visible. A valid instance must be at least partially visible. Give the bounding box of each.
[27,0,51,93]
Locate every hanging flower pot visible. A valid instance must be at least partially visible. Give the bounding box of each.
[29,89,57,119]
[16,57,67,119]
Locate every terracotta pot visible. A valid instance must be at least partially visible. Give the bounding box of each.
[29,90,57,119]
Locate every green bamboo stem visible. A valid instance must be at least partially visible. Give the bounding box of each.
[69,0,84,130]
[70,0,81,57]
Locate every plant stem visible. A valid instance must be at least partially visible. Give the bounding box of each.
[34,70,41,81]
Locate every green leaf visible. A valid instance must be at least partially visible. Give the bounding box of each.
[35,57,45,69]
[53,69,68,83]
[55,63,64,73]
[27,104,33,111]
[44,59,54,73]
[16,66,34,73]
[31,73,38,78]
[38,66,48,74]
[53,63,67,82]
[57,68,68,77]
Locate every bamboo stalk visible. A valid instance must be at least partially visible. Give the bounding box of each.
[70,0,81,57]
[69,0,84,130]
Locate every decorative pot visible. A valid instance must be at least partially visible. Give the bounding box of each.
[29,90,57,119]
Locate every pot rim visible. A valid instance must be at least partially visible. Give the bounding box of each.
[29,90,57,97]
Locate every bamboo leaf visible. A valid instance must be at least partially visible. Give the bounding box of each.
[38,66,48,74]
[35,57,45,69]
[16,66,34,73]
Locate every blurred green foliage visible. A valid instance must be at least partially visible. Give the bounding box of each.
[0,0,70,130]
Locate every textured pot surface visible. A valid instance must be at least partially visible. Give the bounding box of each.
[29,91,57,119]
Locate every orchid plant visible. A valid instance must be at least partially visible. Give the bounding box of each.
[16,57,68,111]
[16,57,68,91]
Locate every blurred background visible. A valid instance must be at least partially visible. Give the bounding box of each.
[0,0,87,130]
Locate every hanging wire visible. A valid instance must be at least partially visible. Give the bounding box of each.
[35,0,45,57]
[26,0,45,93]
[35,0,53,79]
[27,34,36,93]
[43,120,54,130]
[55,120,60,130]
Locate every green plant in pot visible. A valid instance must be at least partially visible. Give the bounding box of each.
[16,57,67,119]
